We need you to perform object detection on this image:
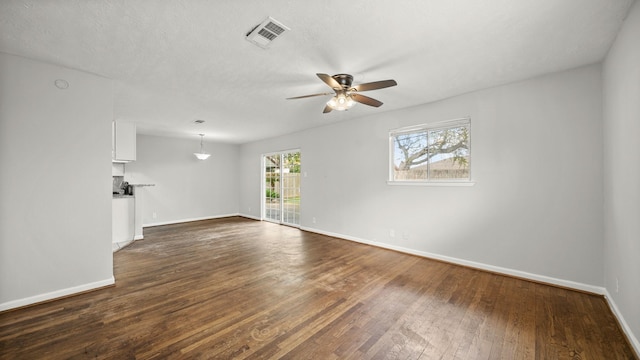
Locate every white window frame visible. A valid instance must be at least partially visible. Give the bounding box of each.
[388,118,474,186]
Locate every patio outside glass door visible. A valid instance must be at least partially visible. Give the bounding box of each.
[263,151,300,226]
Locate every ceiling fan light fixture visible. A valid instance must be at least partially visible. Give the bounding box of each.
[193,134,211,160]
[327,93,355,111]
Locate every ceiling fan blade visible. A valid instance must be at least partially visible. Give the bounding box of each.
[286,92,334,100]
[351,93,383,107]
[323,104,333,113]
[352,79,397,92]
[317,73,342,89]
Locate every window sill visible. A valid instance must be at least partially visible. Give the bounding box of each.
[387,180,475,187]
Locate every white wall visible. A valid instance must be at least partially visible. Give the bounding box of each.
[240,64,603,288]
[125,134,240,226]
[603,0,640,352]
[0,53,114,310]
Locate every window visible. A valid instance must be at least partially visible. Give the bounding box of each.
[389,118,471,184]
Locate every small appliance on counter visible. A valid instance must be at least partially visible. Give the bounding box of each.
[121,181,134,196]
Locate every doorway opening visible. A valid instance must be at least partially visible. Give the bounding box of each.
[263,150,301,226]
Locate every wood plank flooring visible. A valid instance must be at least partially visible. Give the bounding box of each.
[0,217,636,359]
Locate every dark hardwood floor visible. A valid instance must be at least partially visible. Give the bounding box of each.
[0,217,636,359]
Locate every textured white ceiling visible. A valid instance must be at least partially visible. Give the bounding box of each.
[0,0,634,143]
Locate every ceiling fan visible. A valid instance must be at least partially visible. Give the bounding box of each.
[287,73,397,113]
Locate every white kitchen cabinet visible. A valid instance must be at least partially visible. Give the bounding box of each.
[112,197,134,251]
[113,121,136,162]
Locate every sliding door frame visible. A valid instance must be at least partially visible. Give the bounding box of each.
[261,149,301,227]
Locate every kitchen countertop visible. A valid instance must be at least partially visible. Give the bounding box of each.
[113,194,134,199]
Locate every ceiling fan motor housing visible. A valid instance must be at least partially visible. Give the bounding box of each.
[332,74,353,89]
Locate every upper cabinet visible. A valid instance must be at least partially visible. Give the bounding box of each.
[112,121,136,162]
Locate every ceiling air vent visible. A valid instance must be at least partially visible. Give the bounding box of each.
[246,17,290,49]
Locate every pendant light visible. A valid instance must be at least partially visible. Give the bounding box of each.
[194,134,211,160]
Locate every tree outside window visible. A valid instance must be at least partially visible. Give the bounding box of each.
[390,119,470,182]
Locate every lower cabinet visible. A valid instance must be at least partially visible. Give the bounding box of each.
[112,197,134,251]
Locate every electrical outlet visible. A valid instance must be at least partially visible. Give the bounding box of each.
[248,207,251,212]
[402,232,409,240]
[616,277,619,293]
[390,229,396,238]
[152,212,157,219]
[312,217,316,224]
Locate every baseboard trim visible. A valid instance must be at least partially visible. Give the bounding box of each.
[299,226,605,295]
[238,213,262,221]
[143,213,241,228]
[0,277,115,312]
[603,289,640,358]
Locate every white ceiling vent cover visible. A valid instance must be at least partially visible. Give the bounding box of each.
[246,17,290,49]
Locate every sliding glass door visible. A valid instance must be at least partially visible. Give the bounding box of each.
[263,151,300,226]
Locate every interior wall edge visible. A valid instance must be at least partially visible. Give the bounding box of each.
[0,277,115,313]
[603,289,640,358]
